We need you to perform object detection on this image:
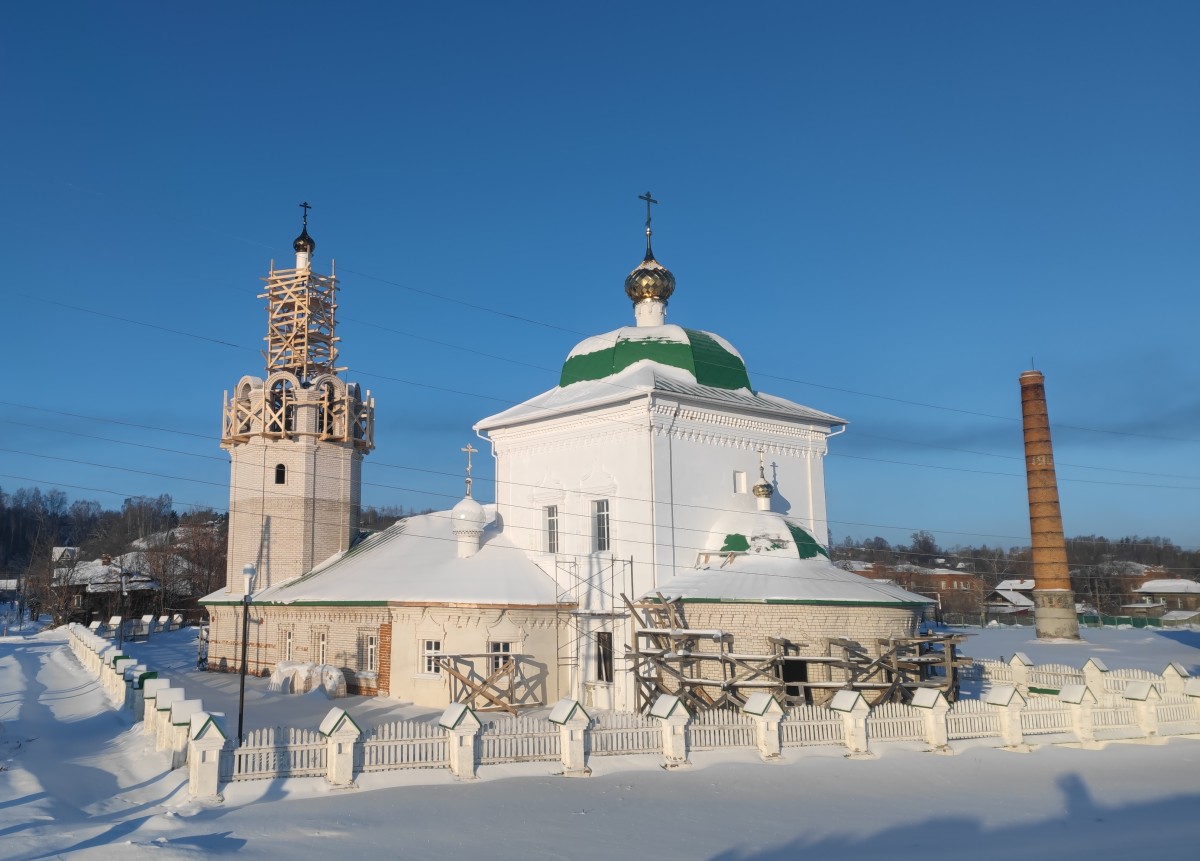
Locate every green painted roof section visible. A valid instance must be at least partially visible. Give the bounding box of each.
[786,522,829,560]
[559,328,751,390]
[720,533,750,553]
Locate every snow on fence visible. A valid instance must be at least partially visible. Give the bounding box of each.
[586,711,661,755]
[1020,699,1074,736]
[688,707,756,750]
[867,702,926,742]
[1157,694,1200,735]
[1105,668,1164,696]
[225,726,327,781]
[945,699,1001,739]
[781,705,844,747]
[359,718,447,771]
[57,624,1200,803]
[479,715,560,763]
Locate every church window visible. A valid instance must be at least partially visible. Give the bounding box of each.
[274,463,287,485]
[734,471,747,494]
[488,641,512,674]
[543,505,559,554]
[592,499,610,552]
[595,632,614,683]
[267,379,295,434]
[317,631,328,664]
[366,634,378,672]
[284,629,293,661]
[422,639,442,674]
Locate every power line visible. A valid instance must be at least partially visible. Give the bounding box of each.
[9,411,1200,549]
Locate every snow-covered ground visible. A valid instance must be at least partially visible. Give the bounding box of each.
[1,624,1198,860]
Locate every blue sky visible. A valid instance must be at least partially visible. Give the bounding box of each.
[2,2,1198,551]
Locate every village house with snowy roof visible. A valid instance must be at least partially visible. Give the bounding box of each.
[200,203,932,713]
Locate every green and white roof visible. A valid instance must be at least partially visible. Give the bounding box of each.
[655,513,932,606]
[559,325,751,390]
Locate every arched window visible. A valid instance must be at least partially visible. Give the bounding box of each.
[274,463,286,485]
[268,379,295,434]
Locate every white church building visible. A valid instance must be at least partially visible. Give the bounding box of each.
[202,203,930,713]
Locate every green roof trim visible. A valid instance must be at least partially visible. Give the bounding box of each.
[785,522,829,560]
[719,533,750,553]
[678,597,930,607]
[559,328,751,390]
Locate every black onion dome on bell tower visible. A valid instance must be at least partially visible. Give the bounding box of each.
[293,201,316,254]
[624,191,676,305]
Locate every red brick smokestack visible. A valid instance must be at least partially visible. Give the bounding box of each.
[1019,370,1080,639]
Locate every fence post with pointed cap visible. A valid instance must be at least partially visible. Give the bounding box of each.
[549,698,591,777]
[188,712,228,802]
[1059,684,1100,749]
[439,703,482,780]
[320,707,363,786]
[911,688,952,753]
[1008,652,1032,697]
[830,690,873,759]
[650,695,691,769]
[742,692,785,761]
[986,685,1029,751]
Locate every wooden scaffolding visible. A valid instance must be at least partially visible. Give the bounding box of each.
[436,652,544,716]
[260,262,343,381]
[623,593,969,713]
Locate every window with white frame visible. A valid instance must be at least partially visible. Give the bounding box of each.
[284,629,294,661]
[592,499,610,552]
[422,639,442,675]
[543,505,559,554]
[365,634,378,672]
[488,641,512,674]
[317,631,328,664]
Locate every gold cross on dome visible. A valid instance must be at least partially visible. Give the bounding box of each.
[638,191,658,230]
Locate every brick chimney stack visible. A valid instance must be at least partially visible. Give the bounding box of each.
[1019,370,1081,640]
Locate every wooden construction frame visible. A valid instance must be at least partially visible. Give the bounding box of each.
[260,263,344,380]
[437,653,543,716]
[623,593,969,713]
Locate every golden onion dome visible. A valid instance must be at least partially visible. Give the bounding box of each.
[624,248,676,305]
[752,478,774,499]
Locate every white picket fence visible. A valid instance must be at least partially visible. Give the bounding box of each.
[868,702,926,742]
[59,623,1200,803]
[781,704,845,747]
[945,699,1000,739]
[479,715,560,763]
[586,711,662,755]
[1020,698,1074,736]
[223,726,327,781]
[359,718,447,771]
[688,708,756,750]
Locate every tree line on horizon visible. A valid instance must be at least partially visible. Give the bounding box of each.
[0,485,424,623]
[832,530,1200,614]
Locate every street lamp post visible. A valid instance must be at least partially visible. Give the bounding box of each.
[237,563,256,743]
[116,570,130,650]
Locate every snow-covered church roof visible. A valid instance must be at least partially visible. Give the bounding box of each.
[220,507,565,607]
[477,359,845,430]
[654,513,932,606]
